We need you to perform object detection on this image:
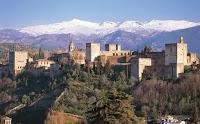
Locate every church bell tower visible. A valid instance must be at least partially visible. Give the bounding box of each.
[68,42,75,52]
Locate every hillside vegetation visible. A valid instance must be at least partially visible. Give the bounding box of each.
[0,60,200,123]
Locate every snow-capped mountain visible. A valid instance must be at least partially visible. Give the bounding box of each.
[1,19,200,55]
[20,19,118,36]
[20,19,200,36]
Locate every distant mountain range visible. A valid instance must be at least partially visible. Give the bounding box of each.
[20,19,200,36]
[0,19,200,55]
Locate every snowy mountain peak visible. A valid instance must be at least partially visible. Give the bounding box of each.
[100,21,118,27]
[67,19,99,27]
[71,18,82,22]
[144,20,200,31]
[20,19,200,36]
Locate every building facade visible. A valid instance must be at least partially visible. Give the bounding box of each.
[0,116,12,124]
[187,53,199,65]
[86,43,100,63]
[105,44,121,51]
[69,50,86,65]
[9,51,28,76]
[32,59,55,69]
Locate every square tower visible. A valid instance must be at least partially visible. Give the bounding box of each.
[165,37,187,79]
[165,37,187,65]
[86,43,100,63]
[9,51,28,76]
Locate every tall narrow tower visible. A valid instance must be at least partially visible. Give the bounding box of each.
[68,42,75,52]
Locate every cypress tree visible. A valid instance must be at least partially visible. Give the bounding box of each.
[86,89,138,124]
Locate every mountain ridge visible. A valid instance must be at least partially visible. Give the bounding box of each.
[19,19,200,36]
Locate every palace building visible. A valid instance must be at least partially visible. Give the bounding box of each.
[84,37,199,80]
[8,36,198,80]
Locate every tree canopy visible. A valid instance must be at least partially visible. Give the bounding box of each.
[86,88,138,124]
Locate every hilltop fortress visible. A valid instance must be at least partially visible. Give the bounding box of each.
[8,36,199,80]
[82,37,198,80]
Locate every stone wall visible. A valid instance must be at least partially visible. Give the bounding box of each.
[166,63,184,79]
[69,50,86,64]
[105,44,121,51]
[130,58,152,80]
[100,50,131,57]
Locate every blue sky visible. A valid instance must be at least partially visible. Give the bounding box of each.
[0,0,200,28]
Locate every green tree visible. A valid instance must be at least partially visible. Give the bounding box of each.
[104,60,112,76]
[21,94,31,104]
[86,89,138,124]
[33,47,45,60]
[96,61,103,75]
[142,46,152,56]
[38,47,45,59]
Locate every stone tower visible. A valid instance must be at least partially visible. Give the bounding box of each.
[9,51,28,76]
[177,36,187,65]
[68,42,75,52]
[86,43,100,63]
[165,36,188,79]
